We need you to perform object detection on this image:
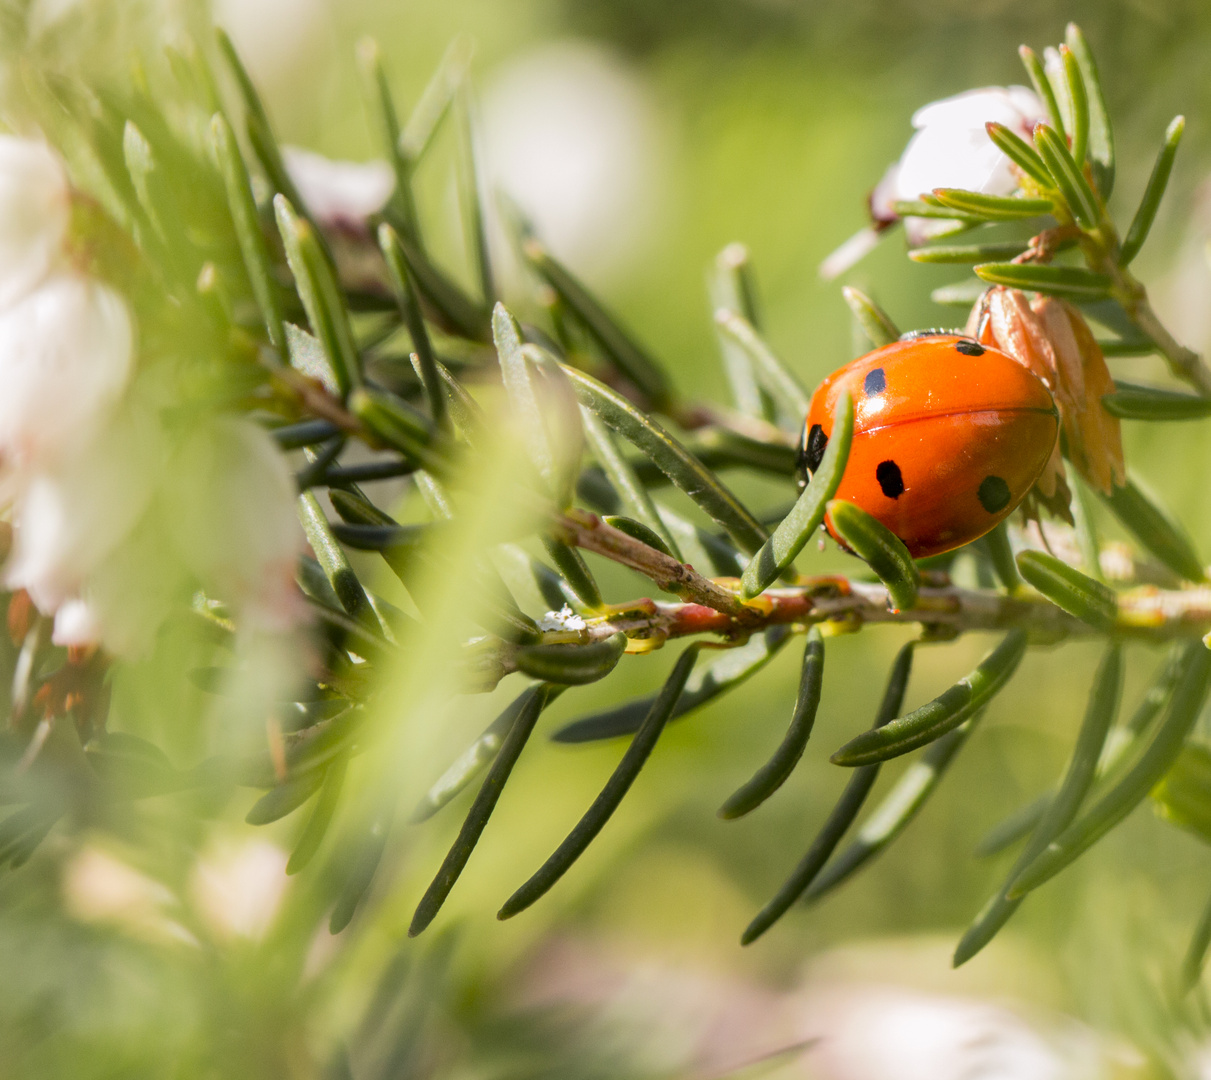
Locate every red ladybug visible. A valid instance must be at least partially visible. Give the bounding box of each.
[800,332,1059,559]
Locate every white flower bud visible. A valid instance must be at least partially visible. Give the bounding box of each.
[871,86,1045,219]
[167,418,304,629]
[824,86,1045,278]
[0,136,70,310]
[0,272,133,472]
[282,146,395,232]
[190,837,289,942]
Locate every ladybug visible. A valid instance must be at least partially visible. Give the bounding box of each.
[799,332,1059,559]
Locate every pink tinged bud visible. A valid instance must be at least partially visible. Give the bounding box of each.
[0,273,133,471]
[281,146,395,233]
[0,136,70,310]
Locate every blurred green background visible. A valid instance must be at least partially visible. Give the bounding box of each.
[7,0,1211,1076]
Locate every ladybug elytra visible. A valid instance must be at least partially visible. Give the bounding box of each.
[800,332,1059,559]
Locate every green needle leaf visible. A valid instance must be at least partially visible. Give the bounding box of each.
[288,757,348,874]
[1120,116,1185,267]
[211,113,285,350]
[455,82,495,305]
[246,768,327,826]
[1059,44,1089,169]
[582,408,681,560]
[1032,122,1101,229]
[1008,641,1211,900]
[297,493,380,632]
[984,121,1054,189]
[349,385,445,475]
[827,499,920,613]
[1103,380,1211,420]
[514,632,628,686]
[742,642,914,942]
[909,241,1031,265]
[931,280,989,307]
[1016,550,1117,630]
[389,229,490,341]
[524,238,672,408]
[1066,24,1114,195]
[974,261,1111,301]
[841,286,899,347]
[552,627,791,743]
[563,365,768,555]
[976,645,1184,858]
[1100,475,1205,582]
[739,394,854,598]
[540,536,603,610]
[410,684,558,936]
[215,28,304,211]
[356,38,421,246]
[719,627,825,820]
[498,645,701,919]
[953,643,1122,966]
[1019,45,1065,136]
[275,194,361,397]
[892,199,982,223]
[831,631,1026,767]
[711,310,811,419]
[710,243,768,419]
[329,802,395,933]
[1182,886,1211,991]
[411,688,565,823]
[930,189,1054,221]
[378,223,445,427]
[805,708,984,905]
[979,523,1021,592]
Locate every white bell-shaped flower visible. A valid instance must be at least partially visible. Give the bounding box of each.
[0,272,133,472]
[877,86,1047,214]
[3,406,159,614]
[823,86,1046,279]
[0,136,71,310]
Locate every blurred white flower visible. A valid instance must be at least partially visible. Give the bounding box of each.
[0,272,133,472]
[63,846,189,943]
[166,418,304,630]
[190,837,289,942]
[51,596,100,647]
[822,86,1045,279]
[4,407,158,614]
[0,135,70,310]
[797,985,1104,1080]
[282,146,395,233]
[481,41,662,277]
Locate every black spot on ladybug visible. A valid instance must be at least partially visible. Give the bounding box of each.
[863,368,886,396]
[796,423,828,490]
[955,339,986,356]
[876,460,905,499]
[804,425,828,472]
[978,475,1011,513]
